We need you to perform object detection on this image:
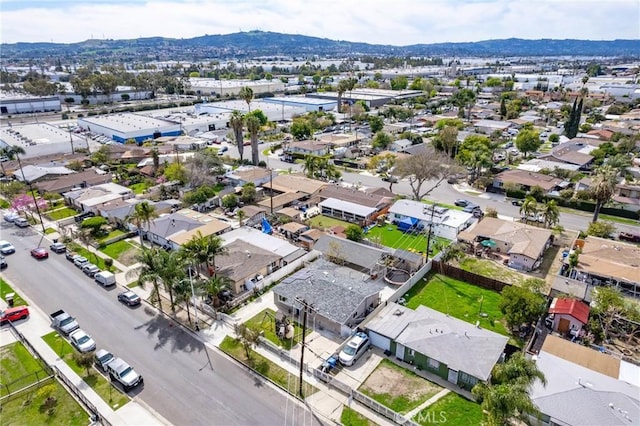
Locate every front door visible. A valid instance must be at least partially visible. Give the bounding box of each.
[447,369,459,384]
[558,318,570,334]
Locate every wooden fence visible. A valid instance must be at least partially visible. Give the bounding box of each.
[433,261,511,292]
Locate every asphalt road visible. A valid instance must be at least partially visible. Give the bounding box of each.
[0,223,312,426]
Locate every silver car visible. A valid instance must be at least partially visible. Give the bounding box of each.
[69,329,96,353]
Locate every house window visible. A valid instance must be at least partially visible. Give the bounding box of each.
[408,349,415,356]
[428,358,440,370]
[278,295,287,303]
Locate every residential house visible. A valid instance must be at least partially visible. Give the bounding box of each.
[34,169,113,194]
[457,217,553,271]
[318,198,379,226]
[388,199,476,240]
[14,164,75,184]
[547,297,590,339]
[236,205,267,227]
[219,226,306,269]
[613,181,640,210]
[316,133,360,149]
[586,128,615,141]
[473,119,513,135]
[539,142,595,170]
[314,185,394,226]
[492,169,565,194]
[391,139,413,152]
[169,217,232,251]
[215,239,282,294]
[517,159,580,174]
[366,303,509,390]
[530,335,640,426]
[258,191,306,212]
[144,212,203,249]
[280,222,309,241]
[313,234,387,277]
[265,174,328,199]
[284,140,330,157]
[273,258,384,337]
[100,198,178,227]
[297,228,324,250]
[225,166,275,187]
[63,182,134,213]
[276,207,304,222]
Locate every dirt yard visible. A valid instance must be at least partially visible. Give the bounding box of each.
[359,360,442,413]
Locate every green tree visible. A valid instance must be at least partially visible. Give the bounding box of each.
[499,286,547,330]
[238,86,254,111]
[451,88,476,120]
[129,248,164,311]
[236,324,260,361]
[433,125,459,156]
[241,182,257,203]
[368,115,384,133]
[172,277,195,326]
[455,135,493,183]
[372,131,392,150]
[73,352,95,376]
[199,274,233,307]
[515,129,542,157]
[245,114,261,165]
[290,118,313,140]
[519,196,538,222]
[396,148,460,200]
[80,216,108,237]
[390,75,408,90]
[540,200,560,228]
[222,194,239,209]
[229,110,245,161]
[126,201,158,247]
[345,225,364,242]
[500,98,507,119]
[181,230,228,277]
[236,209,246,226]
[590,165,618,223]
[164,162,187,183]
[586,221,616,238]
[548,133,559,143]
[91,145,111,165]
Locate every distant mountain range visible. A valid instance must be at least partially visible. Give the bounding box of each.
[2,31,639,60]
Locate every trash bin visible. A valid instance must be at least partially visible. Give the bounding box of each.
[5,293,15,307]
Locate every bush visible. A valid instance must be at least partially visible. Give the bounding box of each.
[506,188,526,199]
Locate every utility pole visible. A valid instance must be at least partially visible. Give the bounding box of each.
[295,297,316,397]
[423,204,436,265]
[269,168,274,216]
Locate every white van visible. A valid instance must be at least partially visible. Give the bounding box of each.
[95,271,116,287]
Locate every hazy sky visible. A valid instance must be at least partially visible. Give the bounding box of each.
[1,0,639,45]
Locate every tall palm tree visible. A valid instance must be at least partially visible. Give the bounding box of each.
[229,110,245,161]
[238,86,254,112]
[3,145,27,181]
[157,249,186,313]
[199,274,233,307]
[172,278,194,325]
[245,114,261,166]
[541,200,560,229]
[472,353,546,426]
[127,201,158,247]
[181,231,228,277]
[302,155,318,178]
[591,165,618,223]
[519,196,538,223]
[128,248,164,311]
[236,209,246,227]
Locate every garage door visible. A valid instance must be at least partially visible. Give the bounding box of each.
[368,331,391,351]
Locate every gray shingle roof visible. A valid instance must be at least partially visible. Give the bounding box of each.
[366,303,508,381]
[272,259,384,325]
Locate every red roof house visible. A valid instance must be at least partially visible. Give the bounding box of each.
[548,298,591,336]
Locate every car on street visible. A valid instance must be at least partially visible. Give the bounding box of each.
[14,217,29,228]
[117,290,141,307]
[65,251,78,261]
[462,204,481,213]
[0,306,29,325]
[0,240,16,255]
[3,212,19,223]
[73,256,89,268]
[339,332,370,367]
[94,349,116,370]
[511,199,524,206]
[619,232,640,243]
[82,263,101,277]
[30,247,49,259]
[50,242,67,253]
[69,329,96,353]
[0,256,6,269]
[454,199,471,207]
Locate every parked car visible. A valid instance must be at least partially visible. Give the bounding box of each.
[511,199,524,206]
[0,256,6,269]
[117,290,141,307]
[454,199,471,207]
[82,263,101,277]
[69,329,96,353]
[339,332,370,367]
[3,212,19,223]
[619,232,640,243]
[462,204,481,213]
[95,271,116,287]
[0,240,16,255]
[30,247,49,259]
[0,306,29,325]
[50,242,67,253]
[94,349,116,370]
[65,251,78,261]
[14,217,29,228]
[73,256,89,268]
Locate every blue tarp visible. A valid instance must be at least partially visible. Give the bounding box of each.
[397,216,419,232]
[262,217,273,234]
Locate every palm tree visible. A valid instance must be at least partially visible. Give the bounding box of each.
[238,86,254,112]
[336,79,351,113]
[181,231,228,277]
[199,274,233,307]
[157,250,186,313]
[236,209,246,227]
[472,353,546,426]
[236,323,260,361]
[519,196,538,223]
[172,278,194,325]
[127,201,158,247]
[2,145,26,181]
[591,165,618,223]
[229,110,245,161]
[129,248,164,311]
[302,155,318,178]
[245,114,261,166]
[541,200,560,228]
[438,243,466,273]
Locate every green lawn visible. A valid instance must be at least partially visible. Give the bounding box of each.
[422,199,464,211]
[99,240,140,266]
[0,342,48,396]
[46,207,78,221]
[360,359,443,414]
[457,257,529,286]
[365,225,450,255]
[413,393,483,426]
[0,278,27,306]
[44,227,56,235]
[0,199,10,209]
[98,229,125,243]
[67,243,120,272]
[129,182,151,195]
[403,274,508,336]
[307,215,352,230]
[41,331,129,410]
[244,308,300,350]
[341,406,375,426]
[219,336,317,397]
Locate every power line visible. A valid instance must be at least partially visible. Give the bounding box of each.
[295,297,317,398]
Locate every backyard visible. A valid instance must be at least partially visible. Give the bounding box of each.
[0,342,89,426]
[42,331,130,410]
[403,274,508,336]
[456,257,529,286]
[359,359,443,414]
[365,225,450,255]
[244,308,300,350]
[413,392,483,426]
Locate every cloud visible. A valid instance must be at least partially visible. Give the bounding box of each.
[1,0,638,44]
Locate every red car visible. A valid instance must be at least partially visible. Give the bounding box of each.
[1,306,30,325]
[30,247,49,259]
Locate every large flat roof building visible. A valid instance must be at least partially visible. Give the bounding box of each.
[0,123,88,158]
[189,78,286,97]
[77,113,181,143]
